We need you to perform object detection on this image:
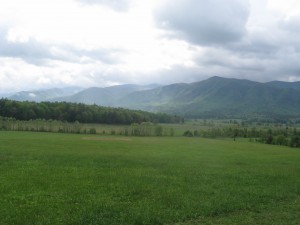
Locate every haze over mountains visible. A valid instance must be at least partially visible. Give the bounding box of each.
[54,84,160,106]
[4,76,300,119]
[7,87,83,102]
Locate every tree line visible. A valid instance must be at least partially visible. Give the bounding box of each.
[0,117,175,137]
[0,99,183,124]
[183,126,300,148]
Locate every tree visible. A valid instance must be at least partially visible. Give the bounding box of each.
[155,125,163,136]
[290,135,300,148]
[0,99,183,125]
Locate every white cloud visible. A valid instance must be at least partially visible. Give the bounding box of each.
[1,0,300,93]
[76,0,130,11]
[267,0,300,18]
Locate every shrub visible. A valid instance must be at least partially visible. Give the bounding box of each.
[183,130,193,137]
[89,128,97,134]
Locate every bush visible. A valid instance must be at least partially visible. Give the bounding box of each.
[89,128,97,134]
[183,130,194,137]
[155,125,163,136]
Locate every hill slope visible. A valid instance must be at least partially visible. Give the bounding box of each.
[266,80,300,91]
[54,84,159,106]
[118,77,300,118]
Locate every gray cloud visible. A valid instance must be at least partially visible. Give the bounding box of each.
[153,0,292,82]
[153,0,300,82]
[85,65,211,87]
[0,28,53,65]
[76,0,130,11]
[192,44,300,82]
[155,66,212,85]
[280,16,300,34]
[0,27,122,66]
[227,15,300,81]
[155,0,250,46]
[52,45,125,65]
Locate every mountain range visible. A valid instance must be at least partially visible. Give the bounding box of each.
[7,87,83,102]
[3,76,300,119]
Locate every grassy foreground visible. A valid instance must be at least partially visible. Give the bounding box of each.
[0,131,300,225]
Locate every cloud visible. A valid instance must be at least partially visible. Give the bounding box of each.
[191,39,300,82]
[234,13,300,80]
[0,57,103,92]
[280,16,300,41]
[0,28,53,65]
[155,0,250,46]
[155,0,300,82]
[2,0,300,94]
[50,45,124,65]
[76,0,130,11]
[0,26,122,66]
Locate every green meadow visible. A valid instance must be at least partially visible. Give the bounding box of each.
[1,131,300,225]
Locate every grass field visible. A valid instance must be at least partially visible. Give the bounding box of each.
[1,131,300,225]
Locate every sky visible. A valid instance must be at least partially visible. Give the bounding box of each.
[1,0,300,92]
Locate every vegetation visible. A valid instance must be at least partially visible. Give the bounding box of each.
[2,116,300,148]
[180,119,300,148]
[1,131,300,225]
[0,99,183,124]
[117,76,300,120]
[3,77,300,225]
[0,117,176,137]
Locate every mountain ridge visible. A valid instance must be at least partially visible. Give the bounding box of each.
[4,77,300,119]
[118,76,300,118]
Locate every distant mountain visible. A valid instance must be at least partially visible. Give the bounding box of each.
[266,81,300,91]
[54,84,160,106]
[117,77,300,119]
[8,87,83,102]
[5,77,300,119]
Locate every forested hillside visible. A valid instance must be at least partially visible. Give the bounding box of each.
[0,99,183,124]
[118,77,300,119]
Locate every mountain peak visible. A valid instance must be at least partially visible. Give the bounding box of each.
[207,76,224,81]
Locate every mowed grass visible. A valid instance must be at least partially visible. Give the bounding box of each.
[0,131,300,225]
